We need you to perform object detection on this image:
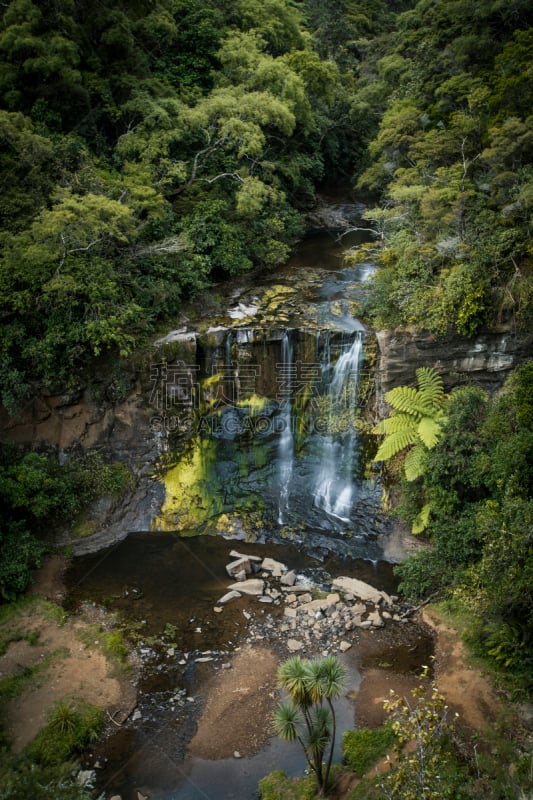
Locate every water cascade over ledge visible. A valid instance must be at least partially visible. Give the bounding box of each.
[153,324,383,558]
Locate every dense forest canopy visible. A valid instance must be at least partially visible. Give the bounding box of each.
[1,0,531,409]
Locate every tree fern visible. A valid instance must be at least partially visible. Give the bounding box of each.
[373,367,448,534]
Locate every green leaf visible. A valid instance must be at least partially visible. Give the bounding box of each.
[403,444,427,481]
[417,417,442,449]
[411,503,431,534]
[374,428,418,462]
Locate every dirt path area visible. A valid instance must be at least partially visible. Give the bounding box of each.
[0,558,137,753]
[421,606,501,734]
[188,645,279,759]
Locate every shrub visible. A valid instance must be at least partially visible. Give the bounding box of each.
[342,723,396,777]
[28,699,103,766]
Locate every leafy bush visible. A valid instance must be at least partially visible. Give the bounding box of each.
[342,723,396,777]
[0,444,132,600]
[0,759,96,800]
[258,770,316,800]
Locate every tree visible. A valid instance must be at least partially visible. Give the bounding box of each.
[273,655,346,797]
[373,368,447,532]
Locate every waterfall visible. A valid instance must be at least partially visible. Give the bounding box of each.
[224,331,234,404]
[313,332,363,525]
[277,331,294,524]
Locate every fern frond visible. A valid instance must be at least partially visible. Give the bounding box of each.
[411,502,431,534]
[381,413,417,434]
[384,386,423,418]
[417,417,442,449]
[415,367,445,408]
[403,444,427,481]
[374,428,418,462]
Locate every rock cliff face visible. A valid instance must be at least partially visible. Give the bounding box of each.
[376,327,533,395]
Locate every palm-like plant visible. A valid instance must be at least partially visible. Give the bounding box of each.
[373,367,448,532]
[274,655,346,796]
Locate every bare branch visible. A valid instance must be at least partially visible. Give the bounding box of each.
[199,172,244,185]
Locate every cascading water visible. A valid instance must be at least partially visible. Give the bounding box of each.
[313,332,363,526]
[277,331,294,524]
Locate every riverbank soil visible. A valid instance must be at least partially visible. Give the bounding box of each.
[0,557,137,752]
[188,645,279,758]
[421,605,502,736]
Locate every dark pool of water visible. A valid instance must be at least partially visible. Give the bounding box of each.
[66,533,398,644]
[67,533,406,799]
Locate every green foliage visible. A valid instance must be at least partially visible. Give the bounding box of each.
[0,443,132,599]
[0,759,96,800]
[258,770,317,800]
[380,674,468,800]
[359,0,533,334]
[374,367,446,464]
[77,624,129,669]
[0,647,68,704]
[0,0,333,398]
[342,724,396,777]
[393,366,533,692]
[27,699,103,766]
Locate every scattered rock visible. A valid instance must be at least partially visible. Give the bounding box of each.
[280,570,296,586]
[367,610,384,628]
[226,557,253,579]
[227,579,264,596]
[76,770,96,787]
[217,590,242,605]
[284,607,297,619]
[233,751,241,759]
[282,585,310,594]
[214,606,223,613]
[131,709,142,722]
[196,657,213,663]
[339,641,352,652]
[229,550,262,562]
[287,639,304,652]
[166,648,175,657]
[261,557,286,577]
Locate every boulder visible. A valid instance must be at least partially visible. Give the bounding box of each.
[226,557,253,579]
[261,557,287,577]
[227,579,265,596]
[332,577,382,604]
[367,610,384,628]
[280,569,296,586]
